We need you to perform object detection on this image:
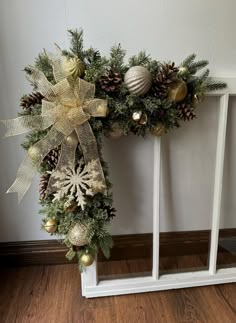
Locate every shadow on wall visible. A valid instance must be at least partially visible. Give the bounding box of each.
[161,97,220,232]
[103,135,154,235]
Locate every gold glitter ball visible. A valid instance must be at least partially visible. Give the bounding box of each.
[68,223,89,247]
[44,219,57,233]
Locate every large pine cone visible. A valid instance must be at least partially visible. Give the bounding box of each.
[152,63,179,99]
[20,92,44,110]
[178,103,196,121]
[99,69,122,93]
[43,148,60,170]
[39,173,50,200]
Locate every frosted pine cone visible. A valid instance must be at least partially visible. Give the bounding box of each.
[20,92,44,110]
[100,69,122,93]
[178,103,196,121]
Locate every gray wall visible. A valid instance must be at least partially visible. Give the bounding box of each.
[0,0,236,241]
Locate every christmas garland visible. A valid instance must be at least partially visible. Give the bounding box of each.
[1,29,226,270]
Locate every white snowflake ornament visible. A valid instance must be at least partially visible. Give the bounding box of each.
[51,158,105,210]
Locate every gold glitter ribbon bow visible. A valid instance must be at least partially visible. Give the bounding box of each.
[1,49,108,201]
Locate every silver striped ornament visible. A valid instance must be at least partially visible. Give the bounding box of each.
[124,66,152,96]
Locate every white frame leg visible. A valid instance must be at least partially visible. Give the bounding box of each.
[209,94,229,275]
[81,258,98,297]
[152,137,161,280]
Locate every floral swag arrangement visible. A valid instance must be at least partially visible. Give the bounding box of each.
[1,30,226,270]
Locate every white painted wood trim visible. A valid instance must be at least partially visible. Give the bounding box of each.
[81,258,98,297]
[152,137,161,280]
[83,268,236,298]
[209,94,229,274]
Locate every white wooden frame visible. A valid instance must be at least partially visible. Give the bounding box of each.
[82,78,236,298]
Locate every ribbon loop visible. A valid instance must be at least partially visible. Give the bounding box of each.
[25,67,56,100]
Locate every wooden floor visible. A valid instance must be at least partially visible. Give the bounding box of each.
[0,258,235,323]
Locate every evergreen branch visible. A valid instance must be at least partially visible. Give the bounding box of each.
[68,29,84,57]
[61,49,74,58]
[109,44,126,71]
[199,69,210,82]
[180,54,196,67]
[147,59,161,75]
[99,235,113,258]
[83,47,101,64]
[188,60,209,74]
[35,53,54,82]
[129,51,150,67]
[203,79,227,92]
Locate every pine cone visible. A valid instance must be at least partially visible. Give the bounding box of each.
[39,173,50,200]
[43,148,60,170]
[20,92,44,110]
[104,205,116,220]
[177,103,196,121]
[152,63,179,98]
[99,69,122,93]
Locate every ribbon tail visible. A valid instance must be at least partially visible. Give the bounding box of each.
[7,155,36,203]
[0,115,56,137]
[75,122,107,194]
[7,127,67,202]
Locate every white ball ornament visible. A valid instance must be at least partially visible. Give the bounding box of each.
[124,66,152,96]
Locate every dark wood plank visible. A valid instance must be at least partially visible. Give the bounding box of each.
[1,229,236,267]
[0,256,235,323]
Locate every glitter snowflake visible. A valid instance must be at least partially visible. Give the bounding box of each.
[51,159,105,210]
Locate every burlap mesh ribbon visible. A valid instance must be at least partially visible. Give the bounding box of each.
[1,48,108,201]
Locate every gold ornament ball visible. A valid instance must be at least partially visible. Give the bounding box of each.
[80,251,95,267]
[168,80,188,103]
[150,123,166,136]
[124,66,152,96]
[66,132,78,146]
[132,111,148,125]
[28,146,41,160]
[44,219,57,233]
[68,223,89,246]
[63,57,85,78]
